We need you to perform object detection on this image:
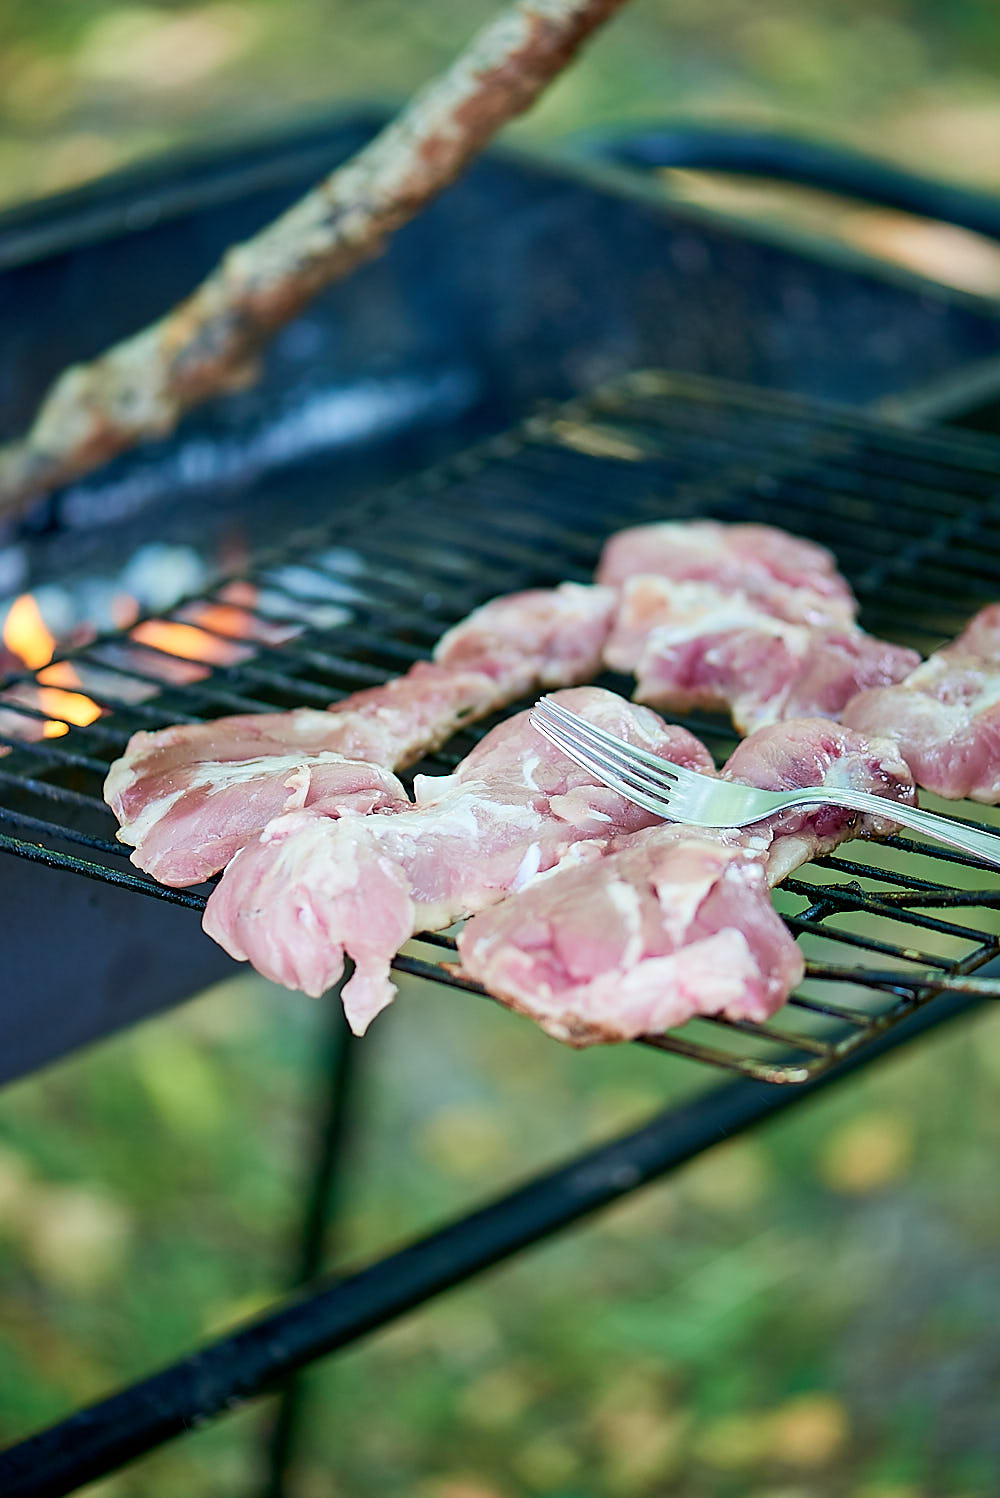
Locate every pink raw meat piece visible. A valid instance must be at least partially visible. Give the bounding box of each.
[434,581,617,693]
[113,752,412,888]
[455,716,915,1045]
[105,586,617,884]
[722,717,917,881]
[597,519,856,625]
[105,663,495,884]
[606,576,919,734]
[455,822,802,1045]
[201,687,713,1033]
[843,604,1000,802]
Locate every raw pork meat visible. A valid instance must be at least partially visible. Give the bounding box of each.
[454,823,802,1045]
[597,519,856,626]
[106,586,617,884]
[606,576,919,734]
[104,518,899,885]
[434,581,617,693]
[721,717,916,881]
[455,717,915,1045]
[106,663,497,885]
[201,688,713,1033]
[111,752,411,888]
[842,604,1000,802]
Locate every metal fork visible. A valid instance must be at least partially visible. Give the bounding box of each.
[529,696,1000,868]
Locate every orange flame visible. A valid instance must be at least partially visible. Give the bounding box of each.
[4,594,56,670]
[130,615,252,666]
[2,594,102,737]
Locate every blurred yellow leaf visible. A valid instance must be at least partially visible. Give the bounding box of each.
[74,1477,123,1498]
[177,973,266,1040]
[457,1365,534,1430]
[766,1392,849,1468]
[818,1114,915,1194]
[202,1287,276,1338]
[513,1431,580,1490]
[36,134,122,197]
[843,212,1000,298]
[3,52,74,127]
[681,1139,772,1213]
[418,1104,510,1179]
[421,1479,511,1498]
[692,1412,768,1471]
[586,1086,664,1140]
[76,4,255,92]
[598,1181,677,1239]
[0,1144,38,1237]
[23,1184,132,1294]
[600,1405,690,1492]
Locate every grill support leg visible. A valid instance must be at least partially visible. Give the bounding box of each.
[260,982,357,1498]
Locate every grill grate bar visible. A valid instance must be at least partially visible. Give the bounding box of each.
[0,731,112,776]
[0,832,208,908]
[515,426,998,543]
[0,769,111,815]
[784,992,879,1023]
[781,877,993,943]
[811,852,980,893]
[781,913,953,967]
[806,961,1000,997]
[0,806,126,856]
[704,1016,836,1055]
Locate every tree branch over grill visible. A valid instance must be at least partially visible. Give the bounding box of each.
[0,0,630,521]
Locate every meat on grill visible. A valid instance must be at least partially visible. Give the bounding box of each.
[606,576,919,734]
[201,688,714,1034]
[596,519,857,625]
[454,824,800,1044]
[110,751,413,888]
[103,517,919,886]
[455,717,915,1045]
[434,581,616,692]
[720,716,917,881]
[842,604,1000,803]
[106,585,616,884]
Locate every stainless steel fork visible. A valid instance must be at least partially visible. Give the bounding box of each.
[529,696,1000,868]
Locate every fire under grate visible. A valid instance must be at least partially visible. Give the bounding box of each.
[3,367,1000,1085]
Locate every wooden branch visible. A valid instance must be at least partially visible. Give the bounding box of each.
[0,0,630,521]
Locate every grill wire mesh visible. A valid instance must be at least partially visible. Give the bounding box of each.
[3,368,1000,1084]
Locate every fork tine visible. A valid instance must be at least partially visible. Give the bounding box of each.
[533,721,678,821]
[530,712,683,803]
[534,696,698,783]
[531,718,678,821]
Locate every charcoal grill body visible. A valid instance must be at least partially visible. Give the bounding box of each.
[2,118,1000,1494]
[2,113,999,1079]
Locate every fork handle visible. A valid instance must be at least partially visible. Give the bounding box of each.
[787,787,1000,869]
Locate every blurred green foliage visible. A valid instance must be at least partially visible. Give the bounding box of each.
[1,970,999,1495]
[1,0,1000,210]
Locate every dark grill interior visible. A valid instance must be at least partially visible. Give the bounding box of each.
[4,368,1000,1084]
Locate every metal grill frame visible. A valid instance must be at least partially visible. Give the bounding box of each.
[3,370,1000,1494]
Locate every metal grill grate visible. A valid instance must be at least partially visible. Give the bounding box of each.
[4,368,1000,1084]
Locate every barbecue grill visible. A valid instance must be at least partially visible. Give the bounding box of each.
[2,115,1000,1495]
